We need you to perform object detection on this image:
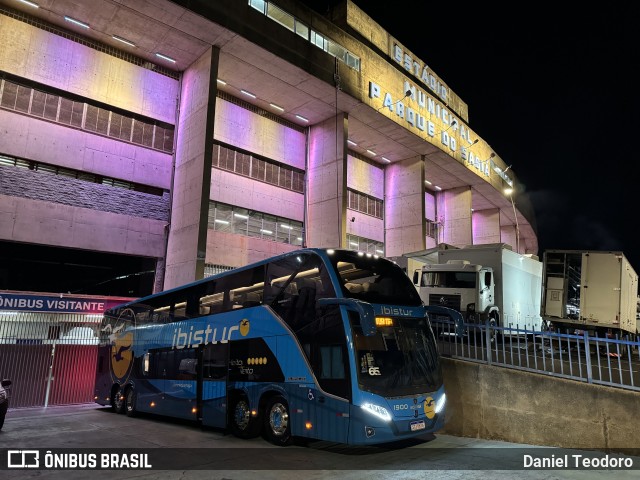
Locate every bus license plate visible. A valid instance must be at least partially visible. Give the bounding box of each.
[410,420,425,432]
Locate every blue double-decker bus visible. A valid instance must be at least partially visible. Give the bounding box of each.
[94,248,459,446]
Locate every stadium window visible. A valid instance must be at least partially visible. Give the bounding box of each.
[248,0,266,14]
[295,20,309,40]
[267,2,294,32]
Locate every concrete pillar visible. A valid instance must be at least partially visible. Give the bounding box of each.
[472,208,501,245]
[385,156,425,257]
[501,218,518,253]
[164,47,219,290]
[437,186,472,246]
[307,114,348,248]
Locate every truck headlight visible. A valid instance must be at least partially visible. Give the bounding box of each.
[361,403,391,421]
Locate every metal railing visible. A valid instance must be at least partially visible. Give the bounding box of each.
[432,318,640,392]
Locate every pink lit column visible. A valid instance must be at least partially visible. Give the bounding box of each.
[164,47,219,290]
[306,114,348,248]
[437,186,473,246]
[384,156,425,257]
[500,213,519,253]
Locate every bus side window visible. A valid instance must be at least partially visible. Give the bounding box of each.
[207,266,265,314]
[306,307,351,400]
[319,345,345,380]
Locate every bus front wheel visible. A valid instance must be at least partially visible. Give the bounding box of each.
[263,396,292,446]
[229,395,261,439]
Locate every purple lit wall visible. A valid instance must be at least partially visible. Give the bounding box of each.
[425,191,436,221]
[0,15,174,263]
[472,209,501,245]
[425,191,437,248]
[215,99,305,169]
[0,15,178,124]
[204,96,306,266]
[346,154,383,241]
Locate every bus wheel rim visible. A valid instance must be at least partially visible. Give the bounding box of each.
[234,400,250,430]
[269,403,288,436]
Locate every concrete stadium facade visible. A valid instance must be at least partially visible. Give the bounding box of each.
[0,0,537,295]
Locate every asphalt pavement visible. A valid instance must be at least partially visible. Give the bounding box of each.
[0,404,638,479]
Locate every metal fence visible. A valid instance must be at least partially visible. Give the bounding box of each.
[432,319,640,392]
[0,312,100,408]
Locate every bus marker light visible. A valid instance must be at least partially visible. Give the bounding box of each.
[150,402,156,407]
[251,410,257,416]
[192,407,197,413]
[305,422,313,430]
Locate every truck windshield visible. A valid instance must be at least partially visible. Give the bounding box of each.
[422,271,476,289]
[328,250,422,306]
[350,315,442,396]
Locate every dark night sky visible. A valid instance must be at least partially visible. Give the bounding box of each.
[301,1,639,271]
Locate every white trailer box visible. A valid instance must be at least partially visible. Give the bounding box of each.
[435,244,544,330]
[542,250,639,335]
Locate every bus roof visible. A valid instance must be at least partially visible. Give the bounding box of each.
[103,248,338,313]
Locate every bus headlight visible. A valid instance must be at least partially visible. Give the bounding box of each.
[361,403,391,421]
[435,394,446,414]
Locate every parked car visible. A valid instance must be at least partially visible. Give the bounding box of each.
[0,379,11,430]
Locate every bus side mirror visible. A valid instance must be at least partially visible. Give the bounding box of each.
[425,305,465,337]
[317,298,377,336]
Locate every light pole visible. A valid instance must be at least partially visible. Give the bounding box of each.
[504,187,520,254]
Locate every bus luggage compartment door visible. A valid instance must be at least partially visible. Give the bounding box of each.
[197,343,229,428]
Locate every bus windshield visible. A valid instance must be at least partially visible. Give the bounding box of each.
[351,315,442,397]
[328,251,422,306]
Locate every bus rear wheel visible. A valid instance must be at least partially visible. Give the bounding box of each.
[263,396,292,446]
[125,387,137,417]
[112,385,125,414]
[230,396,261,439]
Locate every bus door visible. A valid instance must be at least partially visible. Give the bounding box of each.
[197,342,229,428]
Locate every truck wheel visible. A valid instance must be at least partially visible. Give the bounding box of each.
[488,316,499,344]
